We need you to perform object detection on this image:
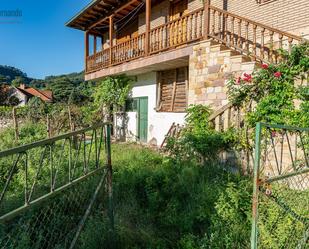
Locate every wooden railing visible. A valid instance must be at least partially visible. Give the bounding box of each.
[86,49,110,72]
[208,103,244,132]
[150,8,204,54]
[86,5,303,73]
[111,33,146,65]
[208,6,302,63]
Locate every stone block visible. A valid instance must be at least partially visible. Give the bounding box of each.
[195,88,202,95]
[213,79,225,87]
[216,92,227,100]
[207,93,217,100]
[207,87,215,93]
[216,56,225,65]
[215,87,223,93]
[231,63,241,72]
[208,65,221,74]
[207,73,219,81]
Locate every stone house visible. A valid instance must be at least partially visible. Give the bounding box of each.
[66,0,308,146]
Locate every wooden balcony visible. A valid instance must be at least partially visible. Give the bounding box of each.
[84,3,302,75]
[86,8,205,74]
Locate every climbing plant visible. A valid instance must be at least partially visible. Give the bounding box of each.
[227,42,309,128]
[93,74,133,120]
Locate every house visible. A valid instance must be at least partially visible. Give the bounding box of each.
[66,0,307,146]
[13,84,53,106]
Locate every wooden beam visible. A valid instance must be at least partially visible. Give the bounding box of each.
[85,31,89,70]
[204,0,210,38]
[109,15,114,65]
[94,35,97,55]
[145,0,151,55]
[170,69,177,112]
[88,0,140,31]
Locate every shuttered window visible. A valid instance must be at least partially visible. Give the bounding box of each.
[157,67,188,112]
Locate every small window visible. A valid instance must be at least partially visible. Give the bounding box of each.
[157,67,188,113]
[125,98,138,112]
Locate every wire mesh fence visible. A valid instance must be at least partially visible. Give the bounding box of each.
[251,123,309,249]
[0,123,112,249]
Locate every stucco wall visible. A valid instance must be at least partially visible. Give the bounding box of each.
[125,72,186,146]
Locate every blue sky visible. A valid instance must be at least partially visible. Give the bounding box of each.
[0,0,90,79]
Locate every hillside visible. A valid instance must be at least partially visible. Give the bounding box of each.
[0,65,84,89]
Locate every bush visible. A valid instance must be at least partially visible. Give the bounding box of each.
[165,105,237,163]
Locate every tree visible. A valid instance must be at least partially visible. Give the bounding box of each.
[0,75,8,84]
[11,76,26,87]
[93,75,133,120]
[50,77,75,103]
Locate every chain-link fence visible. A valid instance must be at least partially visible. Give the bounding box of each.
[251,123,309,249]
[0,123,113,249]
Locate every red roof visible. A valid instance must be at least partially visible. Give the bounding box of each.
[16,85,53,103]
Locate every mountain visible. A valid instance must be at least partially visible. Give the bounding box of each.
[0,65,85,89]
[0,65,32,85]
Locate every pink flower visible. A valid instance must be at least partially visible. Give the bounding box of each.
[235,77,241,85]
[243,73,252,82]
[261,63,269,69]
[271,131,277,137]
[274,71,282,78]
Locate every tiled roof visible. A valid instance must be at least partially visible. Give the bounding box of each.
[16,86,53,102]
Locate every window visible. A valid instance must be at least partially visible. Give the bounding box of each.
[156,67,188,112]
[125,98,138,112]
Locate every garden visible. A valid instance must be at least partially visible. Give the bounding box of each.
[0,42,308,248]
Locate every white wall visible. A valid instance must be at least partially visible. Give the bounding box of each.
[125,72,186,146]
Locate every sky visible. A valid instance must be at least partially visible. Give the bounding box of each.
[0,0,91,79]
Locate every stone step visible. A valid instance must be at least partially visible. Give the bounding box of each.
[210,43,230,52]
[241,61,259,72]
[230,54,252,63]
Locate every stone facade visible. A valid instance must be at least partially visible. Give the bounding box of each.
[188,40,257,110]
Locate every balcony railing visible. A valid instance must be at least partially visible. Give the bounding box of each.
[86,5,302,74]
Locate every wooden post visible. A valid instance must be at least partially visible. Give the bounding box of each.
[85,31,89,72]
[12,107,19,141]
[204,0,210,38]
[93,35,97,56]
[68,106,74,132]
[109,15,114,65]
[145,0,151,55]
[106,124,114,231]
[47,114,51,138]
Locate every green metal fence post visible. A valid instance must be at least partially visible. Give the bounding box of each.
[251,122,262,249]
[106,124,114,231]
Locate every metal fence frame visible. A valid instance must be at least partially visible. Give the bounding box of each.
[0,122,113,248]
[251,122,309,249]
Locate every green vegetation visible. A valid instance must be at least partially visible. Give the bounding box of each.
[228,42,309,128]
[78,144,252,249]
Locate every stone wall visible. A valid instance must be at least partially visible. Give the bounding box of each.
[188,40,257,110]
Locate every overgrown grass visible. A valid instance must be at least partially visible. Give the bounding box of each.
[79,143,252,249]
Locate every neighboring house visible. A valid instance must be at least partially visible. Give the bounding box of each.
[13,84,53,106]
[66,0,308,146]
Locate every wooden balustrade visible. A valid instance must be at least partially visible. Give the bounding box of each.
[111,33,145,65]
[86,5,303,73]
[150,8,204,54]
[208,6,302,63]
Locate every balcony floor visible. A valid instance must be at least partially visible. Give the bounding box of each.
[85,43,198,80]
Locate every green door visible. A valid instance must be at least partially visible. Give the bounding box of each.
[136,97,148,142]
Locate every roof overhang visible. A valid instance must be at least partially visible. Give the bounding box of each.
[66,0,144,33]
